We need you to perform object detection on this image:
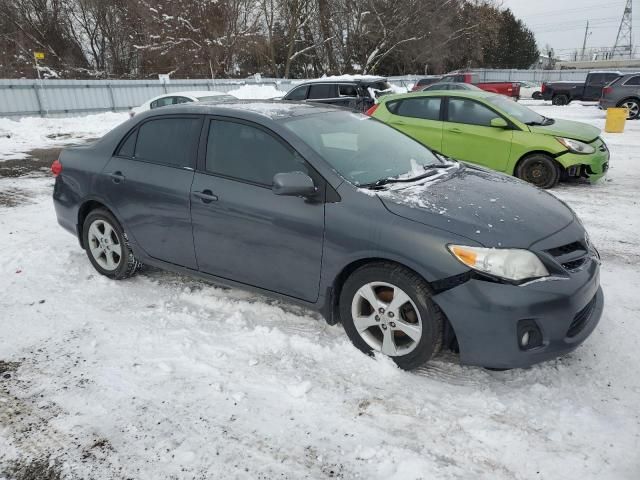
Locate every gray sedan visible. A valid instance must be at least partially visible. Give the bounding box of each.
[52,101,603,370]
[599,72,640,119]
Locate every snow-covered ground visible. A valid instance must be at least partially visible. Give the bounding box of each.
[1,103,639,479]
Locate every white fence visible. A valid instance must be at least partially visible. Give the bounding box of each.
[3,69,639,117]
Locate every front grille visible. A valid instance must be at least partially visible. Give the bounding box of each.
[567,295,597,338]
[562,258,587,271]
[546,241,584,257]
[546,241,589,273]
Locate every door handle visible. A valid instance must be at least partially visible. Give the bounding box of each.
[109,171,125,183]
[193,189,218,204]
[448,128,462,134]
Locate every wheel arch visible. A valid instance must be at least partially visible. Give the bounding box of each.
[327,257,458,349]
[77,199,119,248]
[514,150,564,176]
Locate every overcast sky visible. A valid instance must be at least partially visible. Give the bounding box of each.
[503,0,638,58]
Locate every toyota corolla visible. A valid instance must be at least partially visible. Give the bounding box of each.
[52,101,604,370]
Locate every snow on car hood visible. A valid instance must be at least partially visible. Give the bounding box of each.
[528,118,601,143]
[374,164,575,248]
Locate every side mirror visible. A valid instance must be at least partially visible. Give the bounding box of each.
[272,172,317,197]
[490,117,509,128]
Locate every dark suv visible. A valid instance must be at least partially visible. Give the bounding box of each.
[282,77,393,112]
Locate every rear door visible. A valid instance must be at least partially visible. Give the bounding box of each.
[190,118,325,302]
[441,97,513,171]
[306,83,342,107]
[101,115,201,268]
[386,96,444,151]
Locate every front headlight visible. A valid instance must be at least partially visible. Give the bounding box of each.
[556,137,596,155]
[448,245,549,282]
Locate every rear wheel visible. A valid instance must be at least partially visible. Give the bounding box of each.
[516,154,561,189]
[82,209,141,279]
[552,94,569,106]
[618,99,640,119]
[339,263,443,370]
[532,91,542,100]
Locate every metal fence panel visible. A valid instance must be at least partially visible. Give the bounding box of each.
[2,70,639,117]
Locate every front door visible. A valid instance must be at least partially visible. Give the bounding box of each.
[441,97,513,172]
[387,96,444,151]
[100,116,201,269]
[190,118,325,302]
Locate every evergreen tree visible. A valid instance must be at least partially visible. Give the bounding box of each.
[485,9,539,69]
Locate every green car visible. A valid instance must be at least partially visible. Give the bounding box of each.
[369,91,609,189]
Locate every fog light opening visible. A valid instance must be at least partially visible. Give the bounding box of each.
[517,320,543,351]
[520,331,530,348]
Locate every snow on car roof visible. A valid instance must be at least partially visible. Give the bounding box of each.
[301,75,387,83]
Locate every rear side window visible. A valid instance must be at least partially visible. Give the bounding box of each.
[308,84,337,99]
[117,131,137,157]
[624,75,640,86]
[150,96,176,109]
[339,84,357,97]
[394,97,442,121]
[286,86,308,100]
[135,118,200,168]
[206,120,307,186]
[447,98,498,127]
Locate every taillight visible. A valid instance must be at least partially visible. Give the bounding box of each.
[51,159,62,176]
[541,83,547,93]
[603,86,612,96]
[365,104,379,116]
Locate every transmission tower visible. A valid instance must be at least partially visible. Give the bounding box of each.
[613,0,633,58]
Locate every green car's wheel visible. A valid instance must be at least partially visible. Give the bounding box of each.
[516,154,561,189]
[552,94,569,106]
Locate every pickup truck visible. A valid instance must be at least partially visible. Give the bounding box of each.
[541,71,621,105]
[440,72,521,99]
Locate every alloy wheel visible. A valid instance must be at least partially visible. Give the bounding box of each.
[622,101,639,119]
[350,282,422,356]
[87,219,123,271]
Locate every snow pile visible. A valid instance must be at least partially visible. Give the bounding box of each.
[228,84,288,99]
[0,112,128,161]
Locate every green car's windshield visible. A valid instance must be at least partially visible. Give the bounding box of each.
[281,111,444,186]
[485,95,547,125]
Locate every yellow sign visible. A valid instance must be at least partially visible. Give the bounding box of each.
[34,52,45,60]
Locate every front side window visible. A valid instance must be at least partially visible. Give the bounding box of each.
[286,86,308,101]
[175,96,192,104]
[282,111,443,186]
[447,98,498,127]
[394,97,442,121]
[135,118,200,167]
[308,84,337,99]
[624,75,640,86]
[206,120,307,186]
[339,84,358,97]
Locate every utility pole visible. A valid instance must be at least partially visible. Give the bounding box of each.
[613,0,633,58]
[581,21,590,61]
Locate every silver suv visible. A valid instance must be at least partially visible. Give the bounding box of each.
[599,73,640,119]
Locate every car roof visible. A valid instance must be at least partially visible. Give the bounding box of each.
[293,75,387,86]
[138,100,343,120]
[383,90,498,102]
[144,91,231,104]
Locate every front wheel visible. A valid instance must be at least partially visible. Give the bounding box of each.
[516,154,561,189]
[82,208,141,279]
[339,263,443,370]
[618,99,640,119]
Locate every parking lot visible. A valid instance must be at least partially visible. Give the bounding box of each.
[1,102,639,479]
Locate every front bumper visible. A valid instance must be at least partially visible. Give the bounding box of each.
[557,138,609,183]
[433,255,603,369]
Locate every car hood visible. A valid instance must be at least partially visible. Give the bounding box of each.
[528,118,600,142]
[375,164,575,248]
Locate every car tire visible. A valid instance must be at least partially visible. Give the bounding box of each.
[82,208,141,280]
[532,91,542,100]
[516,154,561,189]
[339,262,443,370]
[552,94,569,106]
[617,99,640,120]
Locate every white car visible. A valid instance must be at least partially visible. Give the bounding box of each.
[518,81,542,100]
[130,91,237,117]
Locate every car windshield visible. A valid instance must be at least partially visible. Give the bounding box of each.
[485,95,546,125]
[282,111,444,186]
[197,95,236,102]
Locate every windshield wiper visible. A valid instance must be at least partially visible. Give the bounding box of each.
[362,164,449,189]
[525,116,555,126]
